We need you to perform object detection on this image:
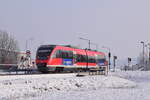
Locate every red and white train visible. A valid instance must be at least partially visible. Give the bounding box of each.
[36,45,108,73]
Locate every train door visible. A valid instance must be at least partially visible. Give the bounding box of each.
[62,50,73,66]
[73,51,77,65]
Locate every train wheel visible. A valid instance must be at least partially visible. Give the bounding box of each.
[37,66,49,73]
[55,67,64,73]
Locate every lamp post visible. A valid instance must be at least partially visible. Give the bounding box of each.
[140,41,145,66]
[102,46,111,70]
[79,37,91,50]
[148,43,150,62]
[128,57,132,70]
[113,56,117,72]
[145,44,148,64]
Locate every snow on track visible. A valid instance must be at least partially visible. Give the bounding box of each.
[0,73,136,100]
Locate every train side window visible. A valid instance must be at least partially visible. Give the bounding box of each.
[88,56,96,63]
[51,51,56,58]
[80,55,83,62]
[62,51,66,58]
[62,50,73,59]
[83,55,86,62]
[76,54,87,62]
[73,54,77,63]
[81,55,87,62]
[76,54,81,62]
[56,50,62,58]
[93,56,96,63]
[88,56,90,63]
[68,51,73,59]
[51,50,60,58]
[65,51,69,58]
[92,56,96,63]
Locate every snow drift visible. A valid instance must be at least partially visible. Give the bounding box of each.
[0,74,136,99]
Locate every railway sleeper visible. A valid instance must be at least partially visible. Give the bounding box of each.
[8,66,34,74]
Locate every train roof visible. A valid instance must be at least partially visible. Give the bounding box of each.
[39,44,105,55]
[56,45,106,55]
[39,45,56,48]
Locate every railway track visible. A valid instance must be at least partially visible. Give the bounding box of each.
[0,70,106,76]
[0,70,78,76]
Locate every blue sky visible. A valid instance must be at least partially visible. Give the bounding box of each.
[0,0,150,63]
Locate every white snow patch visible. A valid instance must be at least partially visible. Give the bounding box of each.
[0,73,136,99]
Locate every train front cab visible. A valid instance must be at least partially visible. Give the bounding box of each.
[36,45,56,73]
[36,45,75,73]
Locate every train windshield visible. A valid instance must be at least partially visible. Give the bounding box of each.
[37,46,55,60]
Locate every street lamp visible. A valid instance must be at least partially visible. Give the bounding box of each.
[145,44,148,64]
[148,43,150,62]
[140,41,145,66]
[79,37,91,50]
[102,46,111,70]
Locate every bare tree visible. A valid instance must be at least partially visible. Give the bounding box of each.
[0,30,19,64]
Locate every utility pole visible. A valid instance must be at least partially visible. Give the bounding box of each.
[88,40,90,50]
[84,48,88,71]
[108,52,111,70]
[141,41,145,67]
[148,43,150,62]
[79,37,91,50]
[128,57,132,70]
[113,56,117,72]
[145,45,148,64]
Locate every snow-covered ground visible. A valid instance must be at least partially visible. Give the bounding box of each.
[0,71,150,100]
